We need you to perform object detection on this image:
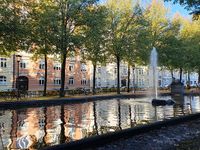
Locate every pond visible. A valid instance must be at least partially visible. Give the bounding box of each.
[0,96,200,149]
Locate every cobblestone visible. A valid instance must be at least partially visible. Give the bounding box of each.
[95,119,200,150]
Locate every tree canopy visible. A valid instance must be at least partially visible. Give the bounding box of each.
[1,0,200,94]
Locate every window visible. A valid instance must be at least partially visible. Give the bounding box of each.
[81,63,86,72]
[54,63,61,70]
[138,69,142,75]
[114,67,117,74]
[20,60,28,68]
[54,78,61,85]
[138,79,141,86]
[69,77,74,85]
[39,61,45,69]
[69,51,75,61]
[0,58,7,68]
[69,64,74,72]
[122,67,127,75]
[39,77,44,85]
[0,76,6,85]
[107,80,109,86]
[81,78,87,85]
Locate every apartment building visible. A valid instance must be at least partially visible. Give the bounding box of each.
[1,51,199,92]
[0,51,91,91]
[0,55,14,91]
[94,64,199,89]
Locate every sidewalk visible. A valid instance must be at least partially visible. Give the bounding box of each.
[96,118,200,150]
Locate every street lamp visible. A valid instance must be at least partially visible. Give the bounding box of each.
[16,55,22,100]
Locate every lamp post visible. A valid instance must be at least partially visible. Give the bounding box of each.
[16,55,22,100]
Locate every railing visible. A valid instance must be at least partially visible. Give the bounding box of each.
[0,90,28,100]
[0,87,140,100]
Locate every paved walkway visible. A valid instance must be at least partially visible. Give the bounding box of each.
[95,119,200,150]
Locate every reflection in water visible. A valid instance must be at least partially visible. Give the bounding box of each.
[0,96,200,149]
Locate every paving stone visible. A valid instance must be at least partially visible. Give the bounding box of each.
[93,119,200,150]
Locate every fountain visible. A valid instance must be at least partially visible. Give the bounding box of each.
[149,47,175,106]
[150,47,158,99]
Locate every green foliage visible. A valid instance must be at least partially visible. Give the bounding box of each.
[1,0,200,90]
[139,0,170,65]
[56,0,99,97]
[158,14,183,70]
[0,0,32,55]
[180,18,200,71]
[82,5,108,65]
[29,0,58,57]
[123,4,149,66]
[106,0,134,59]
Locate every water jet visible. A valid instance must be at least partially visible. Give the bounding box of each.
[150,47,175,106]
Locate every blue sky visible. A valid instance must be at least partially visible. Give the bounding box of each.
[99,0,192,19]
[164,1,191,19]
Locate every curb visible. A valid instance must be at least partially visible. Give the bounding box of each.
[0,94,140,109]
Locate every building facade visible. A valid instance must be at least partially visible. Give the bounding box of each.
[93,64,199,90]
[0,56,14,91]
[0,51,91,92]
[0,52,199,92]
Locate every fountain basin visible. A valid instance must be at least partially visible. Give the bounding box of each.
[152,99,175,106]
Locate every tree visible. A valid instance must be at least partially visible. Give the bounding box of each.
[143,0,188,82]
[180,18,200,83]
[29,0,58,96]
[123,5,149,92]
[106,0,136,94]
[82,5,108,94]
[56,0,99,97]
[158,14,183,80]
[0,0,31,55]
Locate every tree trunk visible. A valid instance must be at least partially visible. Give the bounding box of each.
[60,53,67,97]
[43,54,47,96]
[198,68,200,84]
[12,54,16,88]
[179,68,183,82]
[59,3,67,97]
[132,66,135,93]
[188,71,190,86]
[60,105,66,143]
[117,56,120,94]
[43,107,47,146]
[170,69,174,79]
[117,100,122,130]
[93,102,98,135]
[127,63,130,93]
[92,64,96,95]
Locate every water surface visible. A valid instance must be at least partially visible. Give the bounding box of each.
[0,96,200,149]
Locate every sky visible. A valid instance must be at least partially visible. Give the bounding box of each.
[99,0,192,19]
[164,1,192,19]
[141,0,192,18]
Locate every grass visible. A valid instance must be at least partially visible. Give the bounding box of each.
[0,92,119,102]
